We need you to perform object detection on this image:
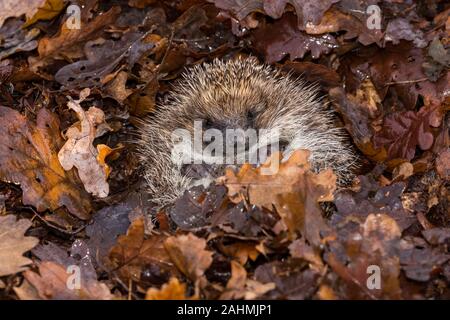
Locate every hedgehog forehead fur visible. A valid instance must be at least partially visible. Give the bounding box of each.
[138,57,356,206]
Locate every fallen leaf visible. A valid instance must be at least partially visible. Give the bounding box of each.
[164,233,213,283]
[210,0,338,29]
[55,32,155,89]
[0,19,40,61]
[219,149,336,241]
[254,260,320,299]
[146,277,195,300]
[85,203,132,267]
[0,215,39,276]
[23,261,113,300]
[326,214,403,299]
[23,0,65,28]
[30,6,121,69]
[105,71,133,103]
[0,106,92,219]
[109,218,175,286]
[333,176,415,231]
[58,88,112,198]
[252,13,337,63]
[0,0,63,28]
[373,104,443,163]
[384,18,427,49]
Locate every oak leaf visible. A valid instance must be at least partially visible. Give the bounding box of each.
[58,88,112,198]
[0,106,92,219]
[0,215,39,276]
[109,218,176,285]
[164,233,213,283]
[23,261,113,300]
[146,277,195,300]
[218,149,336,241]
[0,0,63,28]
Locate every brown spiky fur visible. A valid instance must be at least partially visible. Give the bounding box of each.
[138,58,356,206]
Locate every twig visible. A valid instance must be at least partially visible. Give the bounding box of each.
[384,77,428,86]
[19,206,88,235]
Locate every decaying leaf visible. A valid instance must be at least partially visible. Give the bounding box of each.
[58,88,112,198]
[0,0,63,28]
[23,261,113,300]
[210,0,338,29]
[30,6,121,69]
[326,214,403,299]
[22,0,65,28]
[0,106,92,219]
[0,19,40,61]
[164,233,213,283]
[252,14,337,63]
[0,215,39,277]
[109,218,175,286]
[373,104,443,163]
[55,32,155,89]
[146,277,195,300]
[219,149,335,241]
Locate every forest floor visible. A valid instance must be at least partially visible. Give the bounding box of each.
[0,0,449,300]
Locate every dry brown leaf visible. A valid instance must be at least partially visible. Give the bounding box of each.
[106,71,133,103]
[23,261,113,300]
[436,150,450,180]
[219,260,247,300]
[164,233,213,283]
[0,215,39,277]
[108,218,176,285]
[0,107,92,219]
[220,261,275,300]
[0,0,63,28]
[22,0,65,28]
[58,88,112,198]
[30,6,121,69]
[146,277,195,300]
[218,150,336,241]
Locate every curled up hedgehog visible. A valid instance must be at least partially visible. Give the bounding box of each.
[137,57,356,207]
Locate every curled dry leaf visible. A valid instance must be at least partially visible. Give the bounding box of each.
[23,261,113,300]
[146,277,195,300]
[58,88,112,198]
[164,233,213,283]
[30,6,121,69]
[220,261,275,300]
[0,215,39,277]
[0,0,64,28]
[0,19,40,61]
[108,218,175,286]
[219,149,336,241]
[0,107,92,219]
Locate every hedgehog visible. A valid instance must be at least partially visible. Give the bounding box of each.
[137,57,356,207]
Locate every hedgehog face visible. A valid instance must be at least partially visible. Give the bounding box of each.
[138,58,356,206]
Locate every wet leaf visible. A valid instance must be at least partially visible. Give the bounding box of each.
[146,277,195,300]
[0,107,92,219]
[252,13,337,63]
[0,215,39,276]
[164,233,213,283]
[23,261,113,300]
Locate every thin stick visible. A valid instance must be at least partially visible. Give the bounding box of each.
[384,77,428,86]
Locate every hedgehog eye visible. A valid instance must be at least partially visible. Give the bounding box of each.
[246,110,258,125]
[203,118,215,129]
